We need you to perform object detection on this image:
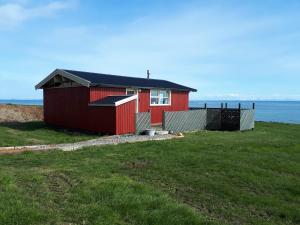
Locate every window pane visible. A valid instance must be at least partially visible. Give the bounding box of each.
[160,90,168,98]
[151,97,159,105]
[127,89,136,95]
[159,97,164,104]
[151,90,158,97]
[159,92,164,99]
[163,98,169,104]
[159,97,169,105]
[127,91,134,95]
[150,90,170,105]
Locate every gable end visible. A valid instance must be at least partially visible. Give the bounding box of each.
[35,69,91,89]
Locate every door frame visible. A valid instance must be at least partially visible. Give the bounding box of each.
[126,88,139,113]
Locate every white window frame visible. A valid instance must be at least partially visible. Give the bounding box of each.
[126,88,137,95]
[150,89,171,106]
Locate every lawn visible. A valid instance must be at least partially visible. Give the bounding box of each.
[0,121,98,147]
[0,122,299,225]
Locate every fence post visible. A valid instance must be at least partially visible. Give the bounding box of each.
[225,103,228,109]
[252,103,255,131]
[149,109,151,129]
[238,103,241,110]
[221,103,224,109]
[162,110,165,130]
[135,112,137,134]
[204,103,207,109]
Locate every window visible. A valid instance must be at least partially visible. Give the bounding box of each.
[150,90,171,105]
[126,88,136,95]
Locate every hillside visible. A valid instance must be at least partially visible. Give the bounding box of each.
[0,122,299,224]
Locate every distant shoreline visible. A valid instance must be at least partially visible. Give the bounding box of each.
[0,100,43,106]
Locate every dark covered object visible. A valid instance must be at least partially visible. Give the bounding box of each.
[221,109,240,131]
[206,108,240,131]
[90,95,131,106]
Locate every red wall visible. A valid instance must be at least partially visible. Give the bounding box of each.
[44,87,134,134]
[116,100,136,135]
[88,106,116,134]
[90,87,126,102]
[44,86,189,133]
[44,87,90,130]
[138,89,189,124]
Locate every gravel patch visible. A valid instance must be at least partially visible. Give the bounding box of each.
[0,134,181,155]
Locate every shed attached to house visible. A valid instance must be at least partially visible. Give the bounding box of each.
[36,69,197,135]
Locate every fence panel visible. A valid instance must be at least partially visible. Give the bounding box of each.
[240,109,255,131]
[221,109,240,131]
[163,110,207,133]
[135,112,151,134]
[206,109,221,130]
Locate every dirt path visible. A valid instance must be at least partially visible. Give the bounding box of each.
[0,134,181,155]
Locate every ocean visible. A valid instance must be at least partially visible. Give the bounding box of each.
[0,99,43,106]
[190,101,300,124]
[0,100,299,124]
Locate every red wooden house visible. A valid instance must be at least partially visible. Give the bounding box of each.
[36,69,197,134]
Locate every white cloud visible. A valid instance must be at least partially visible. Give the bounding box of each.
[29,6,298,86]
[0,0,75,29]
[2,2,300,99]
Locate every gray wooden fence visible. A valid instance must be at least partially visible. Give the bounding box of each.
[163,109,207,133]
[240,109,255,131]
[162,109,255,133]
[135,112,151,134]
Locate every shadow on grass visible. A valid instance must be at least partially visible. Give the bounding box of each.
[0,121,98,136]
[0,121,46,131]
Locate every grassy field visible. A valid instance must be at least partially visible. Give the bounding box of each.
[0,122,299,225]
[0,121,98,147]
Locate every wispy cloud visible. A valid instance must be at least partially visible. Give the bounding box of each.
[0,0,75,29]
[29,5,300,93]
[1,1,300,99]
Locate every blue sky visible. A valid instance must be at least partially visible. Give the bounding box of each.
[0,0,300,100]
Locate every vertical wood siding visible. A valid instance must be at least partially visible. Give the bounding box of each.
[44,87,117,134]
[44,86,189,133]
[90,87,126,102]
[116,100,136,134]
[138,89,151,112]
[44,87,90,130]
[44,86,136,134]
[88,106,116,134]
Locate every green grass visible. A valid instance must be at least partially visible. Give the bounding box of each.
[0,122,299,225]
[0,121,98,147]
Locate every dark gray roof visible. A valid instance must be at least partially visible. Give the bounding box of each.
[89,95,132,106]
[63,69,197,92]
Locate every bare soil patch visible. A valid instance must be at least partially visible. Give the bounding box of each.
[0,104,43,122]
